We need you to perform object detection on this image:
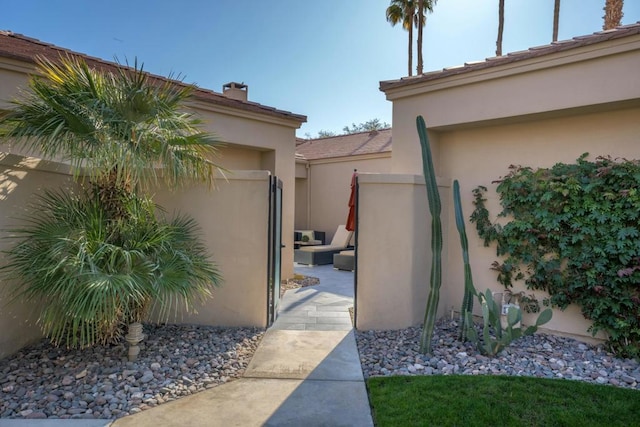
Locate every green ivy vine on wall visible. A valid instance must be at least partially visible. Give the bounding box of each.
[470,153,640,359]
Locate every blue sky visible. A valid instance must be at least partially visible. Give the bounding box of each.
[3,1,639,137]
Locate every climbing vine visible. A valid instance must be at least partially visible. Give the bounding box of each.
[470,154,640,358]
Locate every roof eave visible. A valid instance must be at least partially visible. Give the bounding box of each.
[380,22,640,94]
[0,31,307,123]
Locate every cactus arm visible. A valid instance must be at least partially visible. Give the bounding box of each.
[453,179,477,340]
[507,305,522,326]
[535,308,553,326]
[416,115,443,354]
[472,289,553,355]
[465,311,478,343]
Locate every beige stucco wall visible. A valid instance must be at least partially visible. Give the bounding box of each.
[294,161,309,229]
[299,154,391,243]
[387,34,640,176]
[356,174,450,330]
[369,34,640,341]
[152,171,271,327]
[190,104,298,279]
[0,60,30,110]
[0,155,77,359]
[295,178,308,230]
[217,146,263,170]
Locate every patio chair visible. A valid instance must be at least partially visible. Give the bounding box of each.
[333,249,355,271]
[294,225,353,266]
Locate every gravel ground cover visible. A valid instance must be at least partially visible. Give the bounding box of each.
[356,318,640,390]
[280,274,320,297]
[0,274,319,421]
[0,324,264,420]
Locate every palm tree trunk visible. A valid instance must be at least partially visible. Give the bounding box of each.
[496,0,505,56]
[417,0,425,75]
[408,23,413,76]
[553,0,561,42]
[91,167,134,239]
[603,0,624,30]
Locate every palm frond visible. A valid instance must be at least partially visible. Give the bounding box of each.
[0,55,223,190]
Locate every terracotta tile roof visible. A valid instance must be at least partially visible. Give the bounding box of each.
[0,31,306,124]
[296,128,392,160]
[380,22,640,92]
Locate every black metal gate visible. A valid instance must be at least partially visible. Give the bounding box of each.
[267,176,283,326]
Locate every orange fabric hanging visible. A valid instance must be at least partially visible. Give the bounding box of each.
[346,170,357,231]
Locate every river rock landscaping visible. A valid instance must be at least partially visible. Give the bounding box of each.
[356,318,640,390]
[280,274,320,297]
[0,324,264,420]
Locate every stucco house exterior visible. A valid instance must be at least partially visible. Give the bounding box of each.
[356,23,640,342]
[2,22,639,358]
[0,32,306,358]
[294,129,392,243]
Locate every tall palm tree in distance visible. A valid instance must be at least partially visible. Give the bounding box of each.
[416,0,437,75]
[496,0,505,56]
[387,0,417,76]
[603,0,624,30]
[553,0,561,42]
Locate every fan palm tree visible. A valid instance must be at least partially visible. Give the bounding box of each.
[0,55,224,348]
[496,0,505,56]
[387,0,417,77]
[603,0,624,30]
[0,56,220,211]
[415,0,436,75]
[553,0,561,42]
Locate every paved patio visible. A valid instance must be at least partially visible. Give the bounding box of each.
[273,263,355,331]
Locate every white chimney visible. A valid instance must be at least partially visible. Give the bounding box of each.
[222,82,248,102]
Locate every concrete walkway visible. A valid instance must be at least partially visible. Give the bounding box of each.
[111,264,373,426]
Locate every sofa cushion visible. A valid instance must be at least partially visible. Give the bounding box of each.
[329,225,353,247]
[299,230,315,242]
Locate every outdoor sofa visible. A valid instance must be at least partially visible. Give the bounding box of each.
[294,225,353,266]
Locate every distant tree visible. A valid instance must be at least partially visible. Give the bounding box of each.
[387,0,417,77]
[496,0,505,56]
[603,0,624,30]
[553,0,561,42]
[317,130,337,138]
[416,0,436,75]
[308,119,390,139]
[343,119,391,134]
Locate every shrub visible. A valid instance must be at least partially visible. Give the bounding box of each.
[470,154,640,358]
[0,56,223,348]
[2,190,221,348]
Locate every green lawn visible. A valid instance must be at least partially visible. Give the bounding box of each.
[367,375,640,427]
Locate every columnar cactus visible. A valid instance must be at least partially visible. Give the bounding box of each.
[453,179,476,341]
[417,115,442,354]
